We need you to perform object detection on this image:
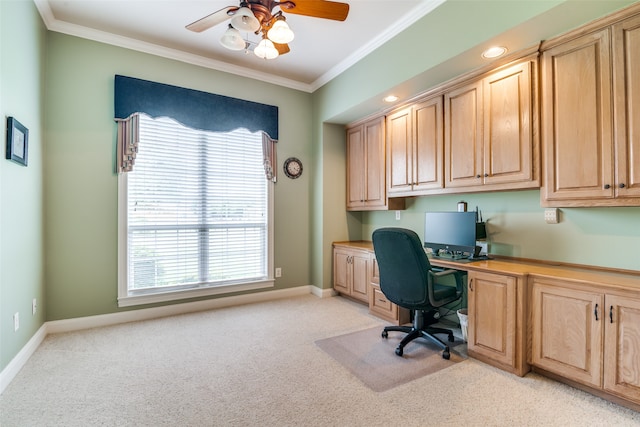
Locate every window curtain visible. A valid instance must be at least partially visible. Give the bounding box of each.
[114,75,278,179]
[262,133,277,182]
[116,113,139,173]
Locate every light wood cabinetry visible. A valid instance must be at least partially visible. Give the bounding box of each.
[368,254,410,325]
[333,246,369,303]
[467,271,527,375]
[612,14,640,199]
[346,117,404,211]
[541,12,640,206]
[346,117,384,210]
[603,294,640,403]
[531,280,603,387]
[444,80,482,188]
[387,96,444,197]
[531,277,640,406]
[445,59,538,191]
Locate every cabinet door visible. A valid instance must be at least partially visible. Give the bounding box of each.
[363,117,386,208]
[531,280,603,388]
[346,126,365,209]
[483,61,534,185]
[541,28,614,202]
[603,294,640,403]
[467,271,516,367]
[351,251,369,302]
[413,96,444,191]
[333,248,351,295]
[387,107,413,194]
[613,15,640,199]
[445,80,483,188]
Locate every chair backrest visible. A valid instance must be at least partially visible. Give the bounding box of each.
[372,227,433,309]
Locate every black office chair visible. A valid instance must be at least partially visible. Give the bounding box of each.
[372,227,464,359]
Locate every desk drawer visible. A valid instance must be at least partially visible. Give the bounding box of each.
[372,286,393,312]
[369,282,410,325]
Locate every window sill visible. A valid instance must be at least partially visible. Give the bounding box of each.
[117,279,275,308]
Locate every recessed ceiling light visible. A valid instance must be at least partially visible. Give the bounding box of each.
[482,46,507,59]
[383,95,399,103]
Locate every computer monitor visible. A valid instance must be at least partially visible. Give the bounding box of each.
[424,211,480,259]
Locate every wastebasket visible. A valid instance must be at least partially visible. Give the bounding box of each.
[457,308,468,342]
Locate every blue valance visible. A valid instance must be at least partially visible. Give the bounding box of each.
[114,75,278,140]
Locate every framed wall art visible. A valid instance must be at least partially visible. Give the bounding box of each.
[6,116,29,166]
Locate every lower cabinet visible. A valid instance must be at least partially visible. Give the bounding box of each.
[531,277,640,406]
[603,294,640,403]
[467,271,528,376]
[333,246,370,303]
[368,254,410,325]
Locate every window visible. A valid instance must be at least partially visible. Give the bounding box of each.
[118,114,274,306]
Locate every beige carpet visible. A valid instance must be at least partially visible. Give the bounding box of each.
[316,326,466,392]
[2,295,640,426]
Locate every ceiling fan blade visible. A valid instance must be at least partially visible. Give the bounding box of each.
[274,43,291,55]
[186,6,237,33]
[281,0,349,21]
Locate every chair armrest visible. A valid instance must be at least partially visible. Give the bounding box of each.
[431,269,459,279]
[427,269,466,307]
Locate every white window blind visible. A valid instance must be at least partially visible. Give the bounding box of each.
[125,114,269,296]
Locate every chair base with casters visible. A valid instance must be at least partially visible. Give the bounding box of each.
[381,309,455,359]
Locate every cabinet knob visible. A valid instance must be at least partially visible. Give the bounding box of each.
[604,184,611,189]
[619,183,626,188]
[484,173,489,177]
[476,174,481,179]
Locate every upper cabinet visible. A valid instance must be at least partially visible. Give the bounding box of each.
[613,14,640,200]
[445,59,538,191]
[385,56,539,198]
[346,116,404,211]
[387,96,444,197]
[541,11,640,206]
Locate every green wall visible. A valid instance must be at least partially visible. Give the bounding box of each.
[0,0,47,370]
[43,33,313,321]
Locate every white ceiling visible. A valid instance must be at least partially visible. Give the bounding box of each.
[34,0,445,92]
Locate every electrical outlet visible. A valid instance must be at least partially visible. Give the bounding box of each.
[544,208,559,224]
[275,267,282,278]
[13,312,19,332]
[395,210,401,220]
[32,298,37,315]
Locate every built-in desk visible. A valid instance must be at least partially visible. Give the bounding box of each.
[332,241,640,410]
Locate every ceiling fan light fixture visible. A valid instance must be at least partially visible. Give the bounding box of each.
[230,6,260,32]
[267,18,294,44]
[220,25,246,51]
[254,38,279,59]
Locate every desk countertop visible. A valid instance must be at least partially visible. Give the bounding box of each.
[333,240,640,291]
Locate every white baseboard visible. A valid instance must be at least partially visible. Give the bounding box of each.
[0,324,48,395]
[312,286,337,298]
[1,285,334,395]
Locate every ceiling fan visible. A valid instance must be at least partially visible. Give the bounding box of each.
[186,0,349,59]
